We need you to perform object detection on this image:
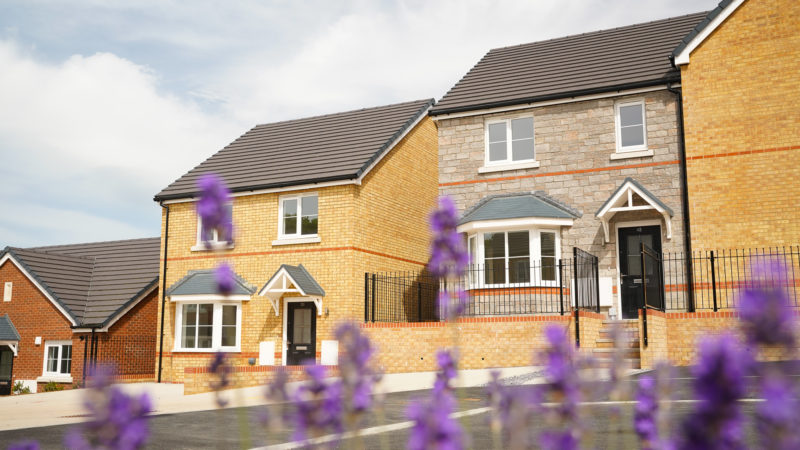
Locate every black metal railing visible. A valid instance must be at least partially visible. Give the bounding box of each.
[657,246,800,312]
[364,248,600,323]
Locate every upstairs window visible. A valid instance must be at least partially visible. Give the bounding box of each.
[280,194,318,238]
[616,100,647,152]
[486,117,535,165]
[195,203,233,249]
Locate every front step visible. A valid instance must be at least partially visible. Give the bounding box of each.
[592,347,641,358]
[592,357,642,370]
[592,320,642,369]
[595,338,639,349]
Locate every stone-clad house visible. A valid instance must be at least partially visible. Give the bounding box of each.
[0,238,160,394]
[430,13,707,320]
[152,99,437,386]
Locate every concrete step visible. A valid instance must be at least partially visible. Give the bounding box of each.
[591,358,642,370]
[595,338,639,349]
[598,330,640,341]
[602,320,639,327]
[592,347,641,358]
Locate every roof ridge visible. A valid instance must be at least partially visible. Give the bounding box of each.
[10,246,95,262]
[488,10,710,53]
[79,256,100,323]
[253,98,435,128]
[26,236,160,252]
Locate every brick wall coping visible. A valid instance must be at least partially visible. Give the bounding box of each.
[185,364,338,375]
[666,310,800,319]
[577,310,605,320]
[360,314,571,329]
[639,309,667,318]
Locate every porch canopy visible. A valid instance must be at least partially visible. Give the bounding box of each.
[259,264,326,316]
[0,314,20,356]
[596,177,674,244]
[166,269,256,301]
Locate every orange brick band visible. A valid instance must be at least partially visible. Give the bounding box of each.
[166,246,426,266]
[185,364,338,374]
[439,160,679,187]
[685,145,800,162]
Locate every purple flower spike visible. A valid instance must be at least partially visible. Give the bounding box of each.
[738,261,796,350]
[756,373,800,450]
[335,323,378,419]
[196,174,232,245]
[406,348,464,450]
[429,196,470,280]
[438,289,469,321]
[209,351,231,408]
[215,262,235,296]
[536,325,580,450]
[290,365,343,442]
[678,333,750,450]
[635,375,659,450]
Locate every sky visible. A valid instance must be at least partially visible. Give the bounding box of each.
[0,0,717,248]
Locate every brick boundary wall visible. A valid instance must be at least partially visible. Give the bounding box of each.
[639,309,668,369]
[183,364,340,395]
[576,310,604,352]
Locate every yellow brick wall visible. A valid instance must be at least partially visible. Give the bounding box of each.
[638,309,668,369]
[681,0,800,249]
[155,118,438,383]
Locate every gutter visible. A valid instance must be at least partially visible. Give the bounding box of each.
[666,76,696,312]
[157,202,170,383]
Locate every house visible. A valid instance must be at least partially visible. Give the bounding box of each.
[672,0,800,250]
[152,99,438,388]
[429,12,707,320]
[0,238,160,394]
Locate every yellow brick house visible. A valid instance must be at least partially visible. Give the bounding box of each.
[673,0,800,250]
[152,99,438,385]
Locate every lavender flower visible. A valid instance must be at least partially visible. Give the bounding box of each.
[215,263,235,297]
[406,350,463,450]
[536,325,580,450]
[634,375,659,450]
[209,351,231,408]
[486,371,534,450]
[678,334,750,450]
[64,365,152,450]
[437,289,469,321]
[196,174,232,245]
[429,197,470,279]
[738,261,796,350]
[290,365,343,442]
[756,373,800,450]
[259,369,290,430]
[335,323,378,419]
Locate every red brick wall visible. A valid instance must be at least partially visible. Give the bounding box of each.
[0,259,75,391]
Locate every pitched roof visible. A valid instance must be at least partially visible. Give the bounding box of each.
[596,177,674,217]
[154,99,434,201]
[167,269,256,296]
[429,12,709,116]
[1,238,161,327]
[459,191,581,226]
[0,314,20,341]
[261,264,325,297]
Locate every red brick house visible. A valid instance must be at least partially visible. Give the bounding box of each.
[0,238,160,394]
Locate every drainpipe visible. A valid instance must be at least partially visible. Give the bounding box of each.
[666,77,696,313]
[157,202,170,382]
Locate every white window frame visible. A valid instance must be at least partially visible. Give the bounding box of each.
[172,301,242,352]
[615,99,648,153]
[41,340,73,382]
[3,282,11,302]
[276,192,320,243]
[483,117,537,168]
[192,203,234,251]
[466,227,561,288]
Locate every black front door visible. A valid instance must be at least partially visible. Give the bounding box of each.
[618,226,662,319]
[0,347,13,395]
[287,302,316,365]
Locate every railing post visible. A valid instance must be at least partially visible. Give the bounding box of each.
[371,273,377,323]
[594,255,600,313]
[710,250,718,312]
[642,307,648,347]
[640,242,647,310]
[558,259,565,316]
[575,308,580,348]
[364,273,369,323]
[417,281,422,322]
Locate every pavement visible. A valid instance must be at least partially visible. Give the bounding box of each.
[0,365,539,431]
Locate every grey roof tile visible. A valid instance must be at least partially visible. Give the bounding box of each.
[154,99,434,201]
[0,314,20,341]
[459,191,581,226]
[262,264,325,297]
[2,238,161,327]
[430,12,708,116]
[167,269,256,296]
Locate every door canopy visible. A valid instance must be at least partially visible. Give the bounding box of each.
[0,314,20,356]
[596,178,674,244]
[259,264,325,316]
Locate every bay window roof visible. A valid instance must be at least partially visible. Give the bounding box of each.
[459,192,581,227]
[167,269,256,297]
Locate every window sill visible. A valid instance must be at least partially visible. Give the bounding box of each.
[272,236,321,246]
[610,149,653,160]
[478,161,540,174]
[37,375,73,383]
[191,242,235,252]
[171,348,241,353]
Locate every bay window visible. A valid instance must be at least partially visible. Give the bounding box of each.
[175,302,241,351]
[467,229,560,286]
